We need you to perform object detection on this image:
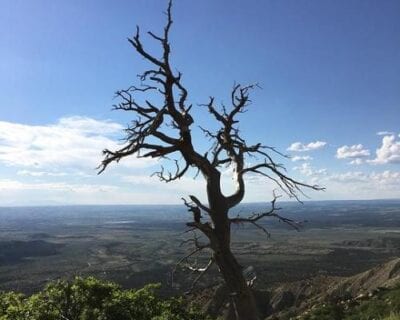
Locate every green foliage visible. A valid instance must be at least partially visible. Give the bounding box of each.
[0,291,25,320]
[0,277,212,320]
[381,313,400,320]
[301,303,344,320]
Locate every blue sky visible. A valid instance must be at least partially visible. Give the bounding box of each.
[0,0,399,205]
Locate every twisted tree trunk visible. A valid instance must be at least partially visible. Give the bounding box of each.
[207,187,259,320]
[213,243,259,320]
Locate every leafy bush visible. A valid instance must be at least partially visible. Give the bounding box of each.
[301,303,344,320]
[0,277,212,320]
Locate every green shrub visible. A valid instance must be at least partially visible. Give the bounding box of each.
[301,304,344,320]
[0,291,25,320]
[0,277,211,320]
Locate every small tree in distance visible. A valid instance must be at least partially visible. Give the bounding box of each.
[98,2,323,319]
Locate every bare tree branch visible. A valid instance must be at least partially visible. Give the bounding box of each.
[185,257,214,294]
[152,159,189,182]
[230,192,303,233]
[171,230,211,288]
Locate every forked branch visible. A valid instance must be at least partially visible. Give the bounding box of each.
[185,257,215,294]
[230,192,303,236]
[171,231,211,288]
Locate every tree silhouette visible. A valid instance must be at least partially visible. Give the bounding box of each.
[98,2,322,319]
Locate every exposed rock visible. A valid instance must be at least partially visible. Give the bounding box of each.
[271,290,295,311]
[328,257,400,299]
[266,257,400,319]
[194,258,400,319]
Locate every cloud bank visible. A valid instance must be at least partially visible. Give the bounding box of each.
[0,116,154,172]
[336,144,370,159]
[369,135,400,164]
[287,141,327,152]
[0,117,399,204]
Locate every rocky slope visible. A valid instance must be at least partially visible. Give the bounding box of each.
[266,257,400,319]
[194,257,400,319]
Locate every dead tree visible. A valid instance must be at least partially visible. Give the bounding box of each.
[98,2,322,319]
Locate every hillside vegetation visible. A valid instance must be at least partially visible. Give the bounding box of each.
[1,259,400,319]
[0,277,210,320]
[297,285,400,320]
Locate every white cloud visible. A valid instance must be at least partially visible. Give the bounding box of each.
[0,178,171,205]
[291,155,313,162]
[336,144,370,159]
[122,173,205,194]
[0,176,208,206]
[0,116,154,171]
[329,171,369,183]
[292,169,400,200]
[349,158,364,165]
[371,170,400,185]
[287,141,327,152]
[1,117,399,204]
[58,116,123,134]
[16,169,93,178]
[293,163,327,177]
[377,131,395,136]
[327,170,400,189]
[0,179,118,193]
[368,135,400,164]
[17,170,68,177]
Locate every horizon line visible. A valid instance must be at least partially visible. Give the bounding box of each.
[1,198,400,208]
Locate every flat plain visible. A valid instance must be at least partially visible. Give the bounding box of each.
[0,200,399,295]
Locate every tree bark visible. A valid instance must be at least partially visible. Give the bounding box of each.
[212,240,259,320]
[205,191,257,320]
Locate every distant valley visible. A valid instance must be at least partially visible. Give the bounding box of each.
[0,200,399,296]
